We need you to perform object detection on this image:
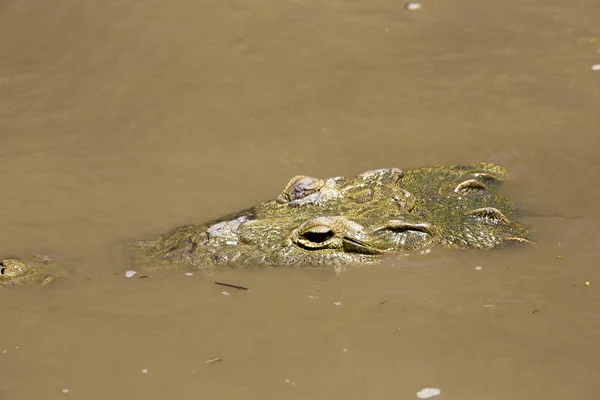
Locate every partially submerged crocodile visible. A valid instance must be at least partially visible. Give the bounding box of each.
[1,163,530,287]
[0,255,55,287]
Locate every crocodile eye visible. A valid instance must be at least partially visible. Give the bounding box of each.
[0,261,5,275]
[301,229,335,244]
[291,217,372,253]
[296,224,336,249]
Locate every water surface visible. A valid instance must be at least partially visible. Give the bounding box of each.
[1,0,599,398]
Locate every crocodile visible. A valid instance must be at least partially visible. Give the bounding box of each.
[1,163,531,286]
[0,255,55,288]
[131,162,530,268]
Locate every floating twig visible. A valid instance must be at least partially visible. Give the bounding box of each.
[530,309,540,314]
[205,357,222,364]
[214,281,249,291]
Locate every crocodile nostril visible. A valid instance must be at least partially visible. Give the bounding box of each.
[1,267,6,275]
[381,221,434,235]
[278,176,325,204]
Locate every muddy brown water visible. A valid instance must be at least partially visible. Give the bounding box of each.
[1,0,600,399]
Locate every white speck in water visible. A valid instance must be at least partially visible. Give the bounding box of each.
[125,270,137,278]
[2,350,6,354]
[475,266,482,271]
[141,369,148,374]
[591,64,600,71]
[405,2,422,10]
[334,301,342,306]
[222,291,230,296]
[62,389,70,393]
[417,387,441,399]
[342,348,348,352]
[184,272,193,277]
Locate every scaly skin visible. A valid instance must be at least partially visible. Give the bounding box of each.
[131,162,530,269]
[0,256,54,288]
[2,163,532,285]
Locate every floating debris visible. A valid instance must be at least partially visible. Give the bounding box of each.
[531,309,540,314]
[417,388,441,399]
[205,357,222,364]
[221,291,230,296]
[184,272,194,277]
[61,389,70,393]
[334,301,342,306]
[475,266,482,271]
[139,275,149,279]
[125,270,137,278]
[405,2,422,10]
[586,281,591,287]
[215,281,249,291]
[141,369,148,374]
[592,64,600,71]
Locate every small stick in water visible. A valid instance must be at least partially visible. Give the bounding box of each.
[214,281,249,291]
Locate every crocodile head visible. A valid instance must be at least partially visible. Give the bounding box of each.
[132,163,530,268]
[0,257,54,287]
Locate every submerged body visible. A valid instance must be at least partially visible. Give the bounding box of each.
[1,163,531,286]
